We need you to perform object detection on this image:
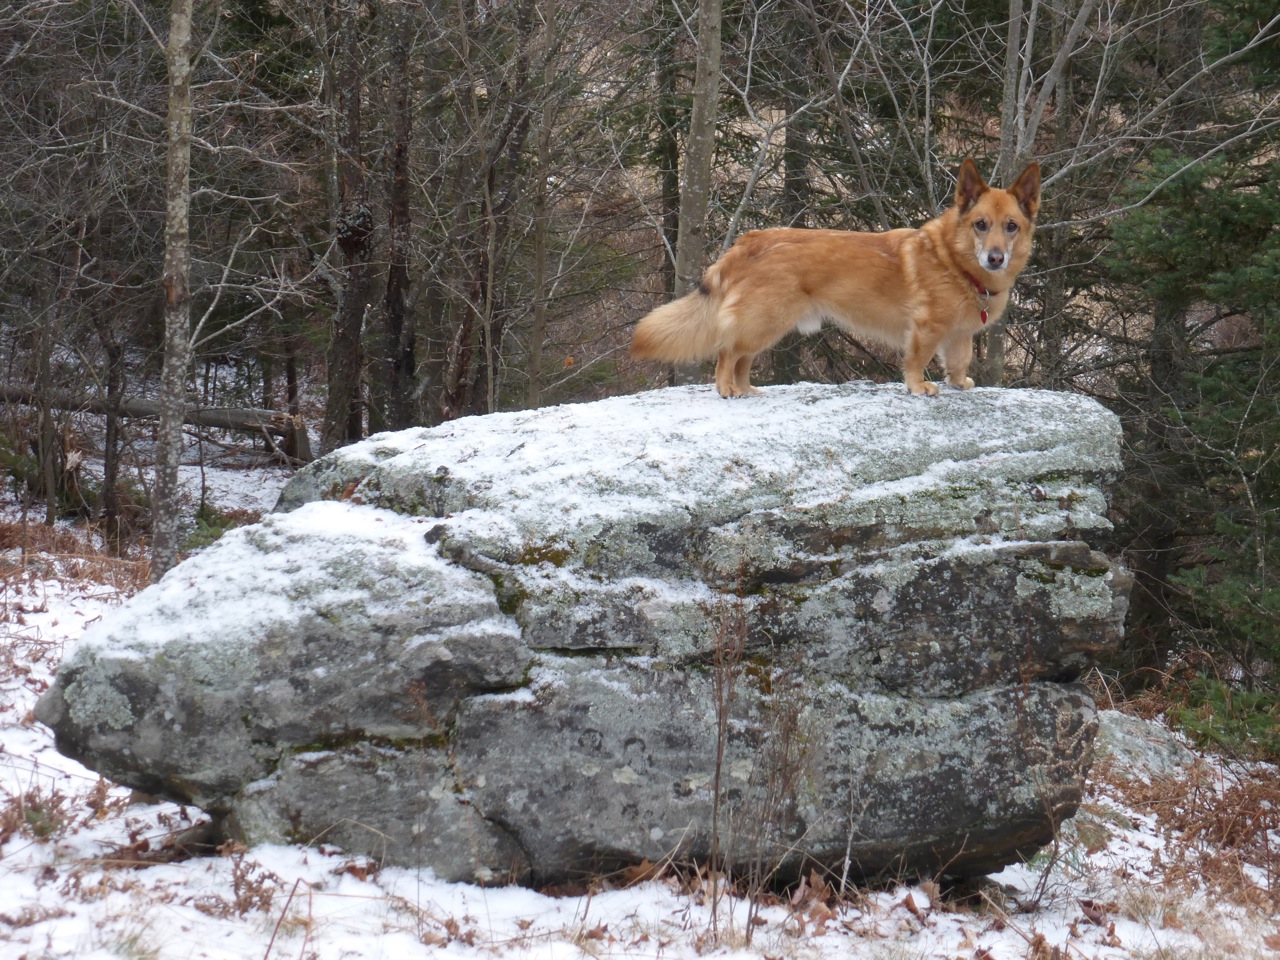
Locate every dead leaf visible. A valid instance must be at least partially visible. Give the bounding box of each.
[1079,898,1108,926]
[808,900,835,935]
[808,868,833,902]
[620,858,662,887]
[1028,933,1062,960]
[790,875,810,907]
[899,892,927,922]
[918,878,941,907]
[1105,921,1122,948]
[334,859,379,882]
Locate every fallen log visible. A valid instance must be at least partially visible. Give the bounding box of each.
[0,384,313,462]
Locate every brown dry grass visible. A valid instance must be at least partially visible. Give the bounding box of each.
[1105,761,1279,911]
[1089,675,1280,916]
[0,517,150,597]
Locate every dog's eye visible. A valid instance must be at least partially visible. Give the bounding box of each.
[974,219,988,232]
[1006,220,1019,234]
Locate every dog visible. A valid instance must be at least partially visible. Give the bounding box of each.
[629,158,1041,397]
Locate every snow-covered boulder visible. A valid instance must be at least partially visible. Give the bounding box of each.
[37,383,1131,885]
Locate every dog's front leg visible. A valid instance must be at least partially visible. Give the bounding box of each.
[940,334,976,390]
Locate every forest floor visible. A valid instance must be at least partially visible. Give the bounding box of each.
[1,446,1277,959]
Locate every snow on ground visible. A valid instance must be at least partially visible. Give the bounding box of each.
[1,453,1277,959]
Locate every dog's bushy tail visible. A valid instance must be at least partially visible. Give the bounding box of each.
[629,267,726,363]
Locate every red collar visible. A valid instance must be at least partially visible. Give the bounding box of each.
[966,273,1000,325]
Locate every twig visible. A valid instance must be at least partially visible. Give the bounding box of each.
[263,877,305,960]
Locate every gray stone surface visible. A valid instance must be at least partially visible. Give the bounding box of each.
[37,383,1130,885]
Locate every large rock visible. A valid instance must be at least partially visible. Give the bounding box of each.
[37,383,1130,885]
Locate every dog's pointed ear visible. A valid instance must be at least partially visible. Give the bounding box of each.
[1010,161,1041,220]
[955,158,988,214]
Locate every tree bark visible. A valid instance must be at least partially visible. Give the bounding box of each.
[0,384,307,442]
[655,8,682,298]
[996,0,1025,187]
[152,0,197,582]
[670,0,721,385]
[981,0,1028,389]
[673,0,721,293]
[90,308,127,550]
[35,293,58,526]
[526,33,554,410]
[442,0,538,419]
[381,4,416,431]
[320,0,374,453]
[985,0,1099,387]
[771,63,812,386]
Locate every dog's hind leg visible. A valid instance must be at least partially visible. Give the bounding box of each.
[715,351,741,397]
[903,323,945,396]
[715,350,760,397]
[732,353,762,397]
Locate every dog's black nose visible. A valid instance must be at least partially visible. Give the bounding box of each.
[986,250,1005,268]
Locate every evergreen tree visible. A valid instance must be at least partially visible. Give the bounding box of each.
[1108,152,1280,754]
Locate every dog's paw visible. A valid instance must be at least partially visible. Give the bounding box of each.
[947,376,975,390]
[908,381,940,397]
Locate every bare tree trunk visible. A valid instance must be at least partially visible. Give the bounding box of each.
[981,0,1027,389]
[91,307,127,551]
[382,4,416,431]
[768,167,806,384]
[673,0,721,293]
[283,341,310,462]
[1035,9,1076,388]
[771,50,812,386]
[526,31,554,410]
[655,8,681,298]
[984,0,1098,386]
[35,296,58,526]
[321,0,373,453]
[670,0,721,385]
[152,0,197,581]
[443,0,539,418]
[996,0,1025,186]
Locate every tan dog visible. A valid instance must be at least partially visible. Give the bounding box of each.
[630,158,1041,397]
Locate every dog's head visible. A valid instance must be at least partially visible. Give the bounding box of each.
[953,158,1041,279]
